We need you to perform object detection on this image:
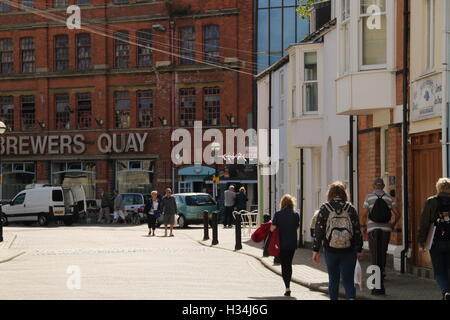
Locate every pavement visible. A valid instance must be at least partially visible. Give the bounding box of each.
[190,226,443,300]
[0,225,328,300]
[0,232,26,264]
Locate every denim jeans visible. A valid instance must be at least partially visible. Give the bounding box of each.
[430,241,450,294]
[324,248,357,300]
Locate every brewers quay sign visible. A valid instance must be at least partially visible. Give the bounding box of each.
[0,133,149,156]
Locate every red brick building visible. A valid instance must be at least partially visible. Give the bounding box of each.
[0,0,255,201]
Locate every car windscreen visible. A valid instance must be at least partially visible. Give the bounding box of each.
[122,194,144,205]
[185,195,216,206]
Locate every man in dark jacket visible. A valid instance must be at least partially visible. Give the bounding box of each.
[419,178,450,300]
[161,188,177,237]
[98,188,112,224]
[235,187,248,212]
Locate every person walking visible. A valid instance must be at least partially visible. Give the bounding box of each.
[235,187,248,212]
[112,190,126,224]
[144,191,161,237]
[98,188,112,224]
[312,181,363,300]
[418,178,450,300]
[361,178,400,295]
[270,194,300,297]
[223,185,236,228]
[161,188,177,237]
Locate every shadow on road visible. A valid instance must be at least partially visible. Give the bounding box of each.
[248,296,297,300]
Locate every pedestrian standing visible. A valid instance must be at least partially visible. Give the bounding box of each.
[161,188,177,237]
[361,178,400,295]
[98,188,112,224]
[144,191,161,237]
[235,187,248,212]
[112,190,126,224]
[418,178,450,300]
[224,185,236,228]
[312,181,363,300]
[270,194,300,297]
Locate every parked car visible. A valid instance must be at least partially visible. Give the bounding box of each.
[157,193,220,228]
[120,193,146,224]
[0,185,86,227]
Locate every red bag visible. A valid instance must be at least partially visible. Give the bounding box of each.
[267,229,280,257]
[251,221,272,243]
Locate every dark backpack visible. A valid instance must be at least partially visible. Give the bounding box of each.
[434,197,450,242]
[369,194,392,223]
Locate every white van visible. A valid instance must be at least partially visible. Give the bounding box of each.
[0,185,86,226]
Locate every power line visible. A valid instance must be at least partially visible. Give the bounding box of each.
[1,1,257,76]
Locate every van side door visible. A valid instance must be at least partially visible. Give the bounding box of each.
[7,192,27,222]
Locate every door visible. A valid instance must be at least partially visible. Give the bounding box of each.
[7,192,27,222]
[70,185,87,214]
[411,130,442,268]
[178,181,193,193]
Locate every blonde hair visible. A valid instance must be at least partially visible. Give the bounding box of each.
[239,187,246,193]
[280,194,296,211]
[151,191,158,196]
[436,178,450,194]
[326,181,348,202]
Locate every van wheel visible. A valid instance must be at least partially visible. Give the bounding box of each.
[178,215,188,229]
[38,214,48,227]
[1,213,8,226]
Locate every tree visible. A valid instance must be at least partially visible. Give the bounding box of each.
[296,0,323,19]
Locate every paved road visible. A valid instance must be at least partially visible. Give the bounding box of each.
[0,225,328,300]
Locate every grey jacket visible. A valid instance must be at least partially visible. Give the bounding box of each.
[161,196,177,215]
[224,190,236,207]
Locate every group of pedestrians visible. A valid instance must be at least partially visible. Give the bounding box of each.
[223,185,248,228]
[270,176,450,301]
[97,187,178,237]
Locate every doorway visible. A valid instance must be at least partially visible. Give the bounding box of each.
[411,130,442,268]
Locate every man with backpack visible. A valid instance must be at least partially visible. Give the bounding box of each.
[362,178,400,296]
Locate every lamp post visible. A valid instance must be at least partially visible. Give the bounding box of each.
[211,141,221,200]
[0,121,7,242]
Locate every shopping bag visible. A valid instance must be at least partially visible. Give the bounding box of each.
[354,259,363,291]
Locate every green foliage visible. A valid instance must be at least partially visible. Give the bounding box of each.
[296,0,322,19]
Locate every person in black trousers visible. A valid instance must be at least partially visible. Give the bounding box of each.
[144,191,162,236]
[270,194,300,297]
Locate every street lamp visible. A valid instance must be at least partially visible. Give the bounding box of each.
[211,141,221,200]
[0,121,7,242]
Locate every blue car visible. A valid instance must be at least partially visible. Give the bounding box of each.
[157,193,221,228]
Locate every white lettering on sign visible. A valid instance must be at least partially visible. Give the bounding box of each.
[0,133,148,156]
[66,5,81,30]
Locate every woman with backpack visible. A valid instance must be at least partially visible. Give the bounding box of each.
[312,181,363,300]
[418,178,450,300]
[270,194,300,297]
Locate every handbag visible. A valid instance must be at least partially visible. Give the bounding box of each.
[268,229,280,257]
[153,210,161,219]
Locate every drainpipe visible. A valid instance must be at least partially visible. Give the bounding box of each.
[269,72,272,216]
[445,0,450,177]
[298,148,304,248]
[170,19,176,192]
[400,0,410,274]
[349,116,354,203]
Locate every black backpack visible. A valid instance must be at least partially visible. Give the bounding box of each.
[434,197,450,242]
[369,193,392,223]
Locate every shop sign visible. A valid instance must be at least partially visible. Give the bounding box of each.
[0,133,148,156]
[411,75,443,122]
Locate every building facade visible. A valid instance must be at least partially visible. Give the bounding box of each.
[0,0,255,202]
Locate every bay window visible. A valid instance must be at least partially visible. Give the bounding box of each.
[360,0,387,68]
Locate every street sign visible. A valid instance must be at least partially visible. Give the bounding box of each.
[213,177,220,185]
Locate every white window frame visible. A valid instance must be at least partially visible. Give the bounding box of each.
[279,70,285,125]
[302,51,319,115]
[291,53,297,119]
[358,0,387,71]
[340,0,351,76]
[425,0,435,74]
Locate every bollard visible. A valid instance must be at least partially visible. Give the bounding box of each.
[203,210,209,241]
[212,210,219,245]
[234,211,242,251]
[0,214,3,242]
